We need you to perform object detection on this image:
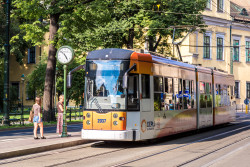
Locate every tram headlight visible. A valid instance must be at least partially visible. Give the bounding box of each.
[113,113,118,118]
[86,120,91,125]
[86,113,91,118]
[113,121,118,126]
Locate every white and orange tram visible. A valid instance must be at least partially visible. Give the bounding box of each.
[69,48,236,141]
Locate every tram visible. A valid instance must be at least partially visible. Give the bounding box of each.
[68,48,236,141]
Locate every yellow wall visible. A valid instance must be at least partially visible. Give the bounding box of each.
[10,46,42,106]
[203,0,231,21]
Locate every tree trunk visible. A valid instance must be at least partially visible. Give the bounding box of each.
[127,27,134,49]
[153,36,162,51]
[43,13,60,122]
[148,36,155,52]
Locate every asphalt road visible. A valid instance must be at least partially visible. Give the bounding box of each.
[1,113,250,167]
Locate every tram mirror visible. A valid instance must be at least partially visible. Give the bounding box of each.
[67,74,72,88]
[123,75,128,89]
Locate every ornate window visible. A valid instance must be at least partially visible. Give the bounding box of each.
[217,0,223,12]
[204,35,211,59]
[28,46,36,64]
[247,83,250,99]
[246,41,250,62]
[217,37,223,60]
[233,40,240,62]
[206,0,211,9]
[235,81,240,98]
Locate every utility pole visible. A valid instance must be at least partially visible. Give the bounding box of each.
[3,0,11,125]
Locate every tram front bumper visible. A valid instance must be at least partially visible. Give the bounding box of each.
[81,129,140,141]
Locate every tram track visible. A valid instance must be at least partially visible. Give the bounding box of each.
[110,124,250,167]
[1,122,250,167]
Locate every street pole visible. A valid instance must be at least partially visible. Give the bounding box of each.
[54,67,58,121]
[230,23,233,75]
[3,0,11,125]
[61,65,68,137]
[21,77,24,125]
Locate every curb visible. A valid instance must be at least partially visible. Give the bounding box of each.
[0,139,91,159]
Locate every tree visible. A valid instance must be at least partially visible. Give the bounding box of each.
[26,56,85,107]
[12,0,96,121]
[0,1,29,112]
[69,0,207,53]
[12,0,207,121]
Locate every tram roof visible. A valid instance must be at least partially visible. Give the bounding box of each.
[151,55,195,69]
[87,48,195,68]
[87,48,134,60]
[86,49,232,75]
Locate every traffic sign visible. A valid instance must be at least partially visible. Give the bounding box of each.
[244,98,249,105]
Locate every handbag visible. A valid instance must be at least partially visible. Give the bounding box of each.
[28,107,34,123]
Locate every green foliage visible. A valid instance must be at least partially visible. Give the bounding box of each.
[56,56,86,106]
[26,56,86,106]
[12,0,207,54]
[26,58,47,97]
[12,0,207,109]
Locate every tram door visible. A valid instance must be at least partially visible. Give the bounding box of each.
[140,74,155,139]
[140,74,151,112]
[199,82,213,128]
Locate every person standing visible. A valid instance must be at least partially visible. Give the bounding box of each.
[33,97,46,139]
[57,95,64,136]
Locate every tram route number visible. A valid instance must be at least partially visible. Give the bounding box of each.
[98,119,106,123]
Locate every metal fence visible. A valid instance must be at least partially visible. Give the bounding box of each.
[235,104,250,113]
[1,106,83,126]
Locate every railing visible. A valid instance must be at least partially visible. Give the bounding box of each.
[66,107,83,122]
[0,106,83,126]
[235,104,250,113]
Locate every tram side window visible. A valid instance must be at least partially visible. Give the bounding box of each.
[215,84,222,107]
[206,83,212,108]
[128,75,139,110]
[174,79,183,110]
[200,82,206,108]
[221,85,230,107]
[163,78,174,110]
[183,80,191,109]
[141,74,150,98]
[154,76,163,111]
[191,80,195,108]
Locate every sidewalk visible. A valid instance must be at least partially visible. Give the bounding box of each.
[0,124,91,159]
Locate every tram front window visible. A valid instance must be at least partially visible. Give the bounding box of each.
[85,60,129,110]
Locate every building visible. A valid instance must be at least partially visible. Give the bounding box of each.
[9,44,48,107]
[179,0,250,105]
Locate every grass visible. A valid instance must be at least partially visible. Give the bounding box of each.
[0,120,82,130]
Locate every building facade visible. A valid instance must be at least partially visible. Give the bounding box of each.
[180,0,250,105]
[9,43,48,107]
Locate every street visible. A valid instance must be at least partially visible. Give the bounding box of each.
[1,113,250,167]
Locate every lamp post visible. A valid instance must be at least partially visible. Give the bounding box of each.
[21,74,25,125]
[54,67,58,121]
[3,0,11,125]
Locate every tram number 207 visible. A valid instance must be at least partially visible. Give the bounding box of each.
[98,119,106,123]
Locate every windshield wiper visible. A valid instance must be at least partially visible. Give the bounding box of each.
[88,93,103,113]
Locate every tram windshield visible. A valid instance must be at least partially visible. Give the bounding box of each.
[85,60,129,111]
